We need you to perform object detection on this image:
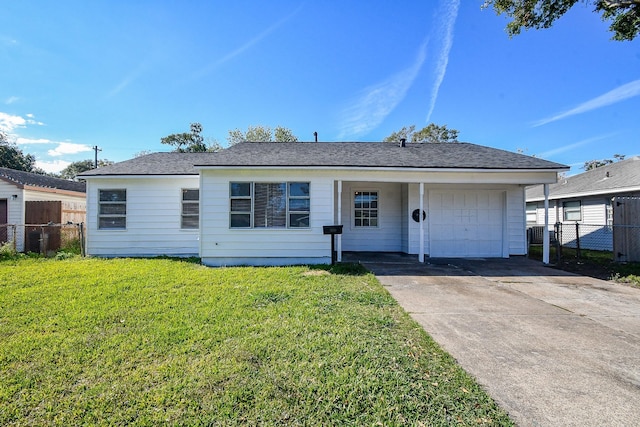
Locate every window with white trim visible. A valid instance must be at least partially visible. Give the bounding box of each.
[229,182,310,228]
[563,200,581,222]
[354,191,378,227]
[181,189,199,229]
[605,199,613,228]
[98,189,126,229]
[526,203,537,224]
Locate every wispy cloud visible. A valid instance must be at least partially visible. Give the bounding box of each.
[4,96,19,105]
[337,0,459,139]
[47,142,92,157]
[106,60,152,98]
[35,159,72,174]
[15,137,54,145]
[337,40,429,139]
[534,79,640,127]
[16,137,91,156]
[425,0,460,122]
[192,4,303,80]
[537,133,616,158]
[0,112,43,132]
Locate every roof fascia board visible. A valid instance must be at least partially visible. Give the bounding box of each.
[80,174,198,179]
[195,165,567,173]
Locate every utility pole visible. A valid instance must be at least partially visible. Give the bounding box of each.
[93,146,102,169]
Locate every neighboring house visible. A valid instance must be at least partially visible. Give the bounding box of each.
[0,167,87,252]
[525,156,640,251]
[79,141,567,266]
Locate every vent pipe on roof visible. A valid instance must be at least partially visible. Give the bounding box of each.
[400,138,406,147]
[314,131,318,142]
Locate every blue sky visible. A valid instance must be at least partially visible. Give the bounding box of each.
[1,1,639,174]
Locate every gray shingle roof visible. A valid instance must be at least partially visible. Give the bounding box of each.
[78,152,207,176]
[195,142,567,169]
[79,142,568,177]
[526,156,640,201]
[0,167,86,193]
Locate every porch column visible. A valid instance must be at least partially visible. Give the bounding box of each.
[337,180,342,262]
[419,182,424,262]
[543,183,550,264]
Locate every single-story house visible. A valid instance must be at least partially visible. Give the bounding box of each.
[526,156,640,251]
[0,167,87,252]
[79,141,568,266]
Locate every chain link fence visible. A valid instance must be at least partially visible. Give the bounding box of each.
[528,223,640,262]
[0,223,85,256]
[557,223,613,252]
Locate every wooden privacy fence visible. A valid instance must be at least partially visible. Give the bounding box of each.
[613,197,640,262]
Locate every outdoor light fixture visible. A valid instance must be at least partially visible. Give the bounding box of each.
[11,194,18,200]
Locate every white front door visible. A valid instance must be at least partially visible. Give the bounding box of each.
[429,190,504,257]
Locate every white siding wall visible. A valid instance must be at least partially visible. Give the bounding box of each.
[85,177,200,257]
[534,197,609,226]
[533,200,561,225]
[339,182,403,252]
[400,183,409,253]
[582,198,608,224]
[506,187,526,255]
[200,170,333,266]
[0,182,25,250]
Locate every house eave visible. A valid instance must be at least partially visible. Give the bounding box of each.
[0,176,25,189]
[80,173,199,179]
[195,165,566,174]
[527,185,640,202]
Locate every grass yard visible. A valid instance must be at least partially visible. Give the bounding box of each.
[0,257,512,426]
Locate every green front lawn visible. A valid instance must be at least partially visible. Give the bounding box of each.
[0,257,512,426]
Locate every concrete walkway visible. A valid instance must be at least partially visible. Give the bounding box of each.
[352,254,640,427]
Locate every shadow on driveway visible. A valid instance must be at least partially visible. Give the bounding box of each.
[351,253,640,427]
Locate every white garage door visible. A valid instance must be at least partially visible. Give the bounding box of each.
[429,190,504,257]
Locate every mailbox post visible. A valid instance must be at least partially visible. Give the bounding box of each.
[323,225,343,265]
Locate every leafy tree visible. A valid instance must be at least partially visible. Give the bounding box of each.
[161,122,221,152]
[383,124,459,143]
[227,125,299,145]
[1,131,36,171]
[59,159,115,180]
[583,153,625,170]
[483,0,640,41]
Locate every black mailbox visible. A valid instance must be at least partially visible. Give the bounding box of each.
[323,225,343,235]
[323,225,343,265]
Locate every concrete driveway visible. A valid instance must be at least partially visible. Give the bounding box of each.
[353,254,640,427]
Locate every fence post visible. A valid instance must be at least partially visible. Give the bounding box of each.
[79,223,86,257]
[554,222,561,263]
[575,222,581,259]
